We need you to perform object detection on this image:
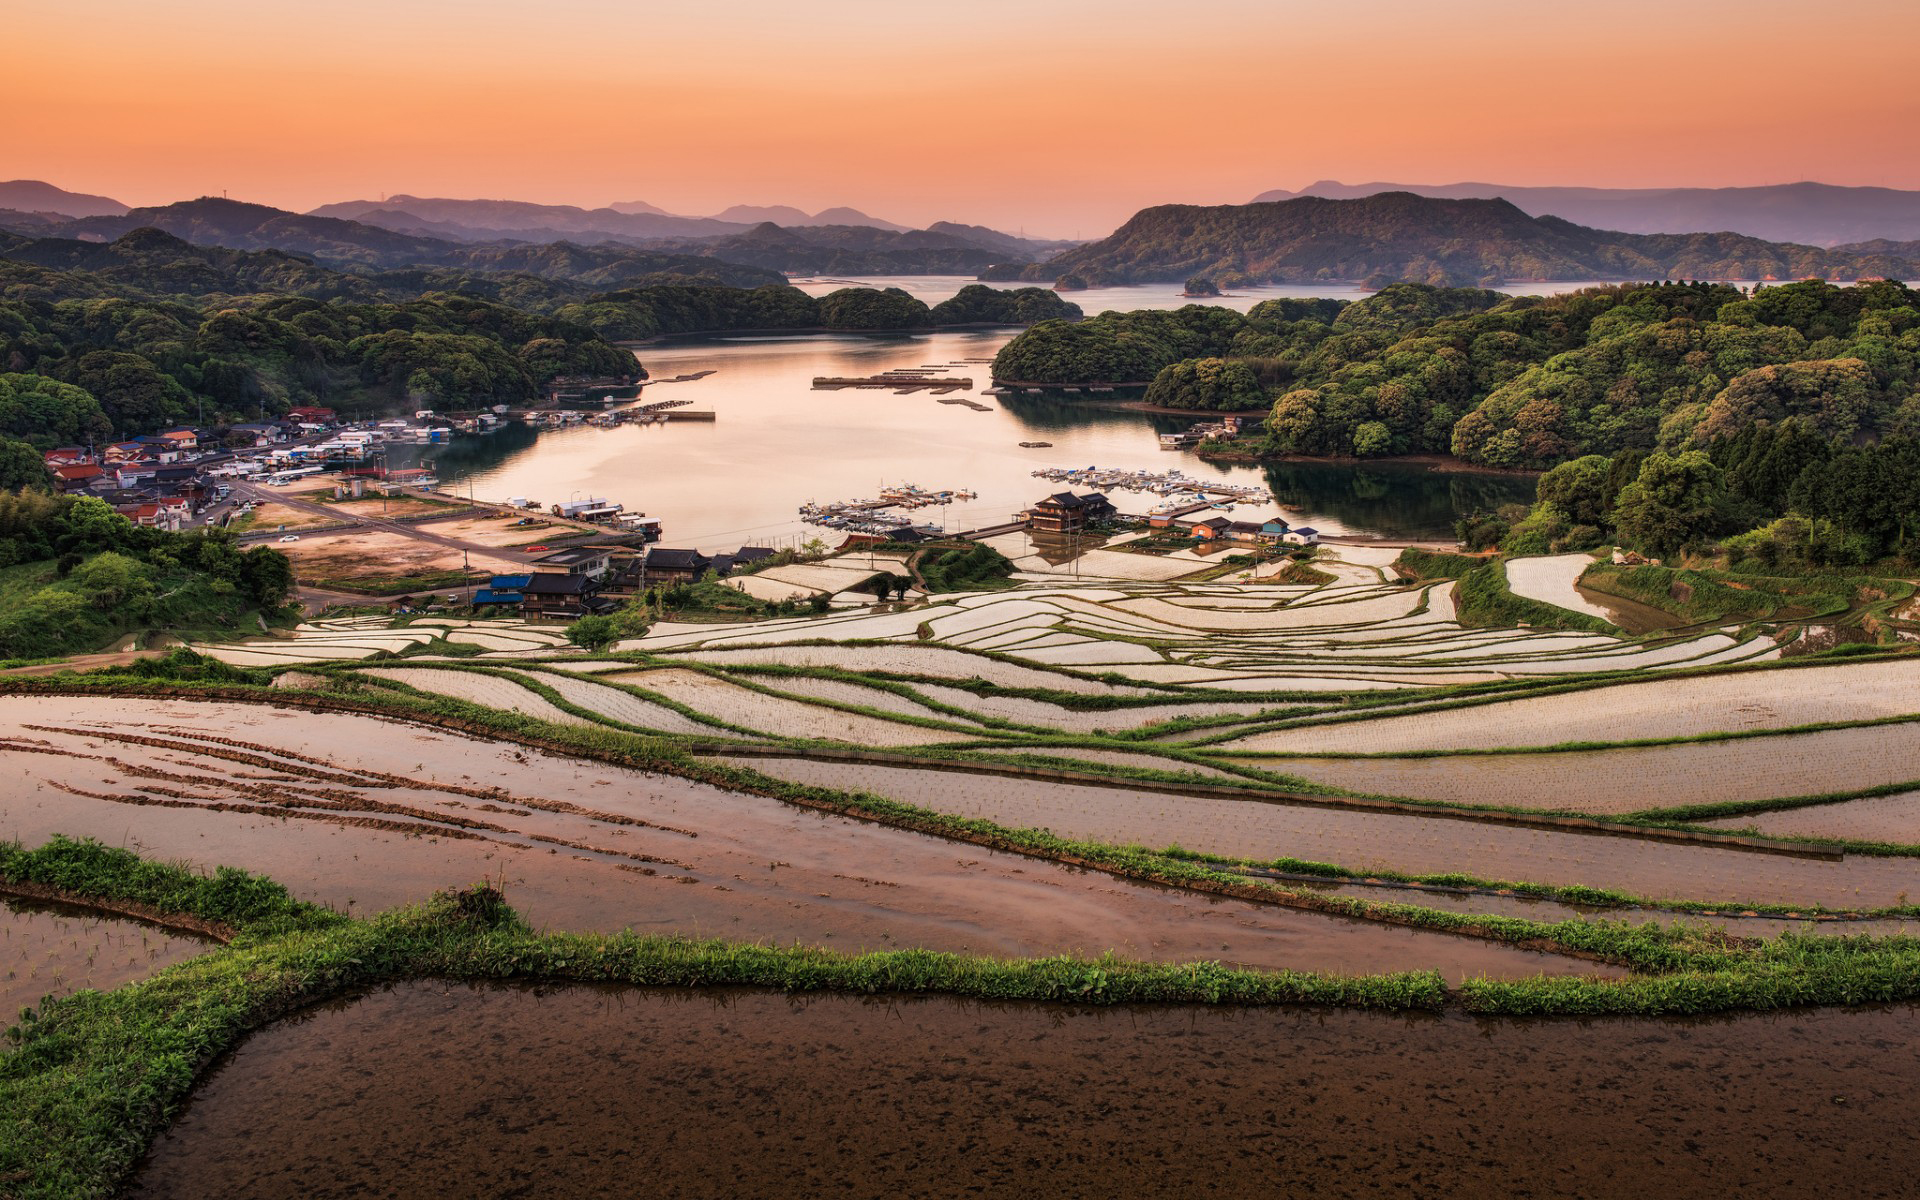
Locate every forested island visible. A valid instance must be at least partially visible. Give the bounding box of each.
[985,193,1920,287]
[997,277,1920,567]
[0,229,1077,453]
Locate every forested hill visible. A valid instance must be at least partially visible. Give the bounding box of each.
[1,198,784,289]
[0,196,1064,280]
[1004,194,1920,287]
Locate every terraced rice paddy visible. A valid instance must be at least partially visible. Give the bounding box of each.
[1221,659,1920,753]
[195,615,568,667]
[355,667,592,726]
[1699,791,1920,843]
[133,983,1920,1199]
[597,668,978,746]
[719,755,1920,909]
[1,896,214,1019]
[1228,722,1920,815]
[1504,553,1614,619]
[0,698,1591,979]
[622,557,1778,692]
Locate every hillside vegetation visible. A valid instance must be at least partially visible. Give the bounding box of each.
[1003,193,1920,287]
[0,237,1074,442]
[994,281,1920,468]
[0,492,294,657]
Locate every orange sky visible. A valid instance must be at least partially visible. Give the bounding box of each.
[6,0,1919,236]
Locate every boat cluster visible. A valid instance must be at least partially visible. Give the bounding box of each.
[798,482,973,532]
[1029,465,1271,504]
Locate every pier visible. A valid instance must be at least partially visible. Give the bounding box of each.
[1029,465,1271,506]
[812,374,975,394]
[798,483,978,533]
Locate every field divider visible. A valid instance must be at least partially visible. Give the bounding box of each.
[687,743,1845,861]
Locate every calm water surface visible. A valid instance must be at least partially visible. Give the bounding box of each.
[427,278,1611,548]
[134,981,1920,1199]
[429,307,1536,548]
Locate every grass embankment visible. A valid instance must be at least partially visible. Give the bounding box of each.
[8,835,1920,1196]
[1579,563,1909,625]
[1391,548,1487,581]
[306,569,473,596]
[1454,558,1615,633]
[1272,557,1336,585]
[0,837,1430,1198]
[914,542,1018,592]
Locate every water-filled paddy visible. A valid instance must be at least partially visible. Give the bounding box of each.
[724,755,1920,908]
[0,697,1596,979]
[1,894,214,1019]
[132,981,1920,1199]
[1241,724,1920,817]
[1219,658,1920,753]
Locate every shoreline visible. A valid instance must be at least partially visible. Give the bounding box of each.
[616,319,1049,347]
[1197,447,1544,477]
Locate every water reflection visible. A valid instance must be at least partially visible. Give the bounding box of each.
[413,326,1534,548]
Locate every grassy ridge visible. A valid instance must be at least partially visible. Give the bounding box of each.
[1454,559,1616,633]
[8,838,1920,1197]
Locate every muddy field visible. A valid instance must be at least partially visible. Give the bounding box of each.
[0,697,1598,981]
[1237,724,1920,816]
[133,981,1920,1199]
[276,529,521,582]
[1,895,213,1019]
[723,755,1920,909]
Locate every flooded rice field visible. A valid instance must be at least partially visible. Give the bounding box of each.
[723,756,1920,909]
[1240,724,1920,816]
[133,981,1920,1199]
[1700,790,1920,844]
[0,697,1597,981]
[1,894,214,1020]
[1219,658,1920,753]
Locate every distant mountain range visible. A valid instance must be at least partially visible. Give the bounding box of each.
[0,199,785,291]
[0,179,130,219]
[0,193,1070,280]
[1252,181,1920,248]
[1010,193,1920,287]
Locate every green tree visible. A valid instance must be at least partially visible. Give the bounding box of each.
[0,374,112,450]
[68,551,156,615]
[1535,455,1616,527]
[0,439,49,492]
[566,613,618,650]
[1612,451,1724,557]
[1351,421,1392,457]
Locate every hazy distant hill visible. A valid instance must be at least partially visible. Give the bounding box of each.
[0,180,129,219]
[0,225,785,308]
[925,221,1077,259]
[708,204,911,232]
[0,186,1063,280]
[1013,193,1920,287]
[0,198,785,289]
[310,195,742,240]
[1252,180,1920,247]
[636,221,1047,275]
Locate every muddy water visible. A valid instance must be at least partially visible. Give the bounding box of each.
[1700,790,1920,844]
[1573,584,1686,634]
[133,981,1920,1199]
[726,756,1920,909]
[1256,725,1920,816]
[1,895,214,1021]
[0,697,1597,981]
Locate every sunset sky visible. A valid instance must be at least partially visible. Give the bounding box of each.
[7,0,1918,236]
